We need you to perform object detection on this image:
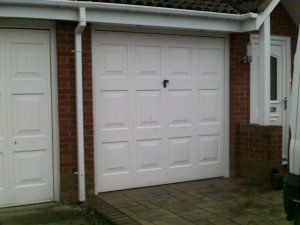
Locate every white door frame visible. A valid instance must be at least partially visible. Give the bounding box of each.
[0,19,60,202]
[92,25,230,194]
[250,34,292,161]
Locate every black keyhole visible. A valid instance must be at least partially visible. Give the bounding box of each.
[163,80,169,88]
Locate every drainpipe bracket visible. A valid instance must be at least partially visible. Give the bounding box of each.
[75,172,86,175]
[71,50,83,53]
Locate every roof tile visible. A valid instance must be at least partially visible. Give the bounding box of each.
[85,0,269,14]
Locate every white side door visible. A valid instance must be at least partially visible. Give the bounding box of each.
[0,29,53,206]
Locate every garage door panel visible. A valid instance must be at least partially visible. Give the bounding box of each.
[136,139,163,171]
[168,80,194,90]
[134,128,164,141]
[198,48,223,89]
[10,43,43,79]
[198,135,220,164]
[11,83,47,94]
[135,138,165,187]
[99,131,130,143]
[100,90,129,130]
[196,163,223,179]
[99,141,133,192]
[136,90,162,128]
[135,80,163,90]
[11,136,49,152]
[168,90,192,127]
[100,174,132,192]
[10,42,48,94]
[196,126,221,136]
[13,149,48,187]
[198,90,220,124]
[96,79,131,90]
[11,94,46,137]
[136,45,162,77]
[98,44,128,78]
[102,141,130,175]
[167,128,194,138]
[167,137,197,183]
[168,136,193,168]
[168,47,193,78]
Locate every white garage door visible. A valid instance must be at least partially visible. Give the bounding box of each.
[0,29,53,206]
[94,31,225,193]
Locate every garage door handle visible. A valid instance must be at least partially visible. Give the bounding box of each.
[163,80,170,88]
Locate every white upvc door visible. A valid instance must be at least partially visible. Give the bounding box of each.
[0,29,53,207]
[94,31,225,193]
[251,36,290,160]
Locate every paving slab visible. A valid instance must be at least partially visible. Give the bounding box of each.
[90,178,294,225]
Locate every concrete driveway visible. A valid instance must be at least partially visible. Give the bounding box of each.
[90,178,293,225]
[0,202,109,225]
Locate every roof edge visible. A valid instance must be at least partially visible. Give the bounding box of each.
[0,0,258,20]
[258,0,273,13]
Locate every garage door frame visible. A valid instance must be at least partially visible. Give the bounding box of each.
[92,26,230,194]
[0,19,60,205]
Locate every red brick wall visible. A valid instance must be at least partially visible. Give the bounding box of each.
[230,3,298,177]
[57,22,93,203]
[230,32,251,176]
[239,124,282,182]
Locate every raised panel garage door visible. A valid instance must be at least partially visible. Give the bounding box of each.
[94,31,225,193]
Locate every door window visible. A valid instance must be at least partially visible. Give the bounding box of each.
[270,56,278,101]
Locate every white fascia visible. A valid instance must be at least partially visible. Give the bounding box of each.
[0,0,259,33]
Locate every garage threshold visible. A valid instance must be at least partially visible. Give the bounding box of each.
[88,178,289,225]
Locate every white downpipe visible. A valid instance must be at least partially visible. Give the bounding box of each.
[289,27,300,175]
[75,7,86,202]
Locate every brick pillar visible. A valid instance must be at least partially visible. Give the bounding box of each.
[57,22,93,203]
[229,33,251,177]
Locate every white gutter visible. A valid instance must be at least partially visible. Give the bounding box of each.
[74,7,86,202]
[289,27,300,176]
[0,0,257,21]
